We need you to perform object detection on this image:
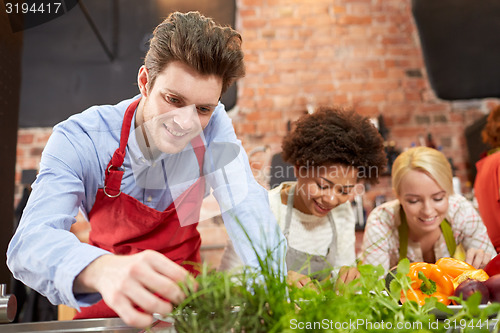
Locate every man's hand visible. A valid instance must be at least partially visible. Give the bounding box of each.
[74,250,196,328]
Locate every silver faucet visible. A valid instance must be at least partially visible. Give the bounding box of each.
[0,284,16,323]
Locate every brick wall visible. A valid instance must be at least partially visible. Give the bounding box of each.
[233,0,500,184]
[16,128,52,188]
[14,0,500,268]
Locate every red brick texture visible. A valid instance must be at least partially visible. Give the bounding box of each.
[234,0,499,186]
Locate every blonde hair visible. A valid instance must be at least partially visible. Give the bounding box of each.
[391,146,453,196]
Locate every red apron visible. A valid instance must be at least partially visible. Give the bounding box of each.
[74,98,205,319]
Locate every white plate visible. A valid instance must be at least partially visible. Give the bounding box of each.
[431,304,488,319]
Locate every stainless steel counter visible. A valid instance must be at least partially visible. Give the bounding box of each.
[0,318,176,333]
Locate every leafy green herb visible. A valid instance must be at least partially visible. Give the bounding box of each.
[159,224,500,332]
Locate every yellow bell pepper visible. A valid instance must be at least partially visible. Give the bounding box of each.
[435,257,475,279]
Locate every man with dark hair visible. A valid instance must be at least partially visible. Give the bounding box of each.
[7,12,285,328]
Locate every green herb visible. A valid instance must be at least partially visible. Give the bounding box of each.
[161,222,500,332]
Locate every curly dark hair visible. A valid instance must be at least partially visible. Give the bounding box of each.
[482,105,500,148]
[281,107,387,184]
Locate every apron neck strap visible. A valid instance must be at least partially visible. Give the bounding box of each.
[283,185,295,237]
[104,98,140,197]
[111,98,139,169]
[440,218,456,256]
[398,207,409,261]
[398,206,456,261]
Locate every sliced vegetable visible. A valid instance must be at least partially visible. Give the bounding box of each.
[452,269,489,288]
[401,262,454,306]
[435,257,475,279]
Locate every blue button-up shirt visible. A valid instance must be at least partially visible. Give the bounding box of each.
[7,95,286,310]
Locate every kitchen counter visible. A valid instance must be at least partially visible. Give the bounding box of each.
[0,317,176,333]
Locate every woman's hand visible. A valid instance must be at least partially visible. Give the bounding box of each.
[337,265,360,284]
[74,250,196,328]
[286,270,315,289]
[465,248,492,269]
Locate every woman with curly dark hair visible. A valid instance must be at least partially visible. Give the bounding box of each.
[475,105,500,253]
[220,107,387,287]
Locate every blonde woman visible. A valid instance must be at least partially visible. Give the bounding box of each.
[361,146,495,271]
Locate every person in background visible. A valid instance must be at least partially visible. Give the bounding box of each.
[7,11,285,328]
[220,107,388,287]
[474,105,500,253]
[361,146,495,272]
